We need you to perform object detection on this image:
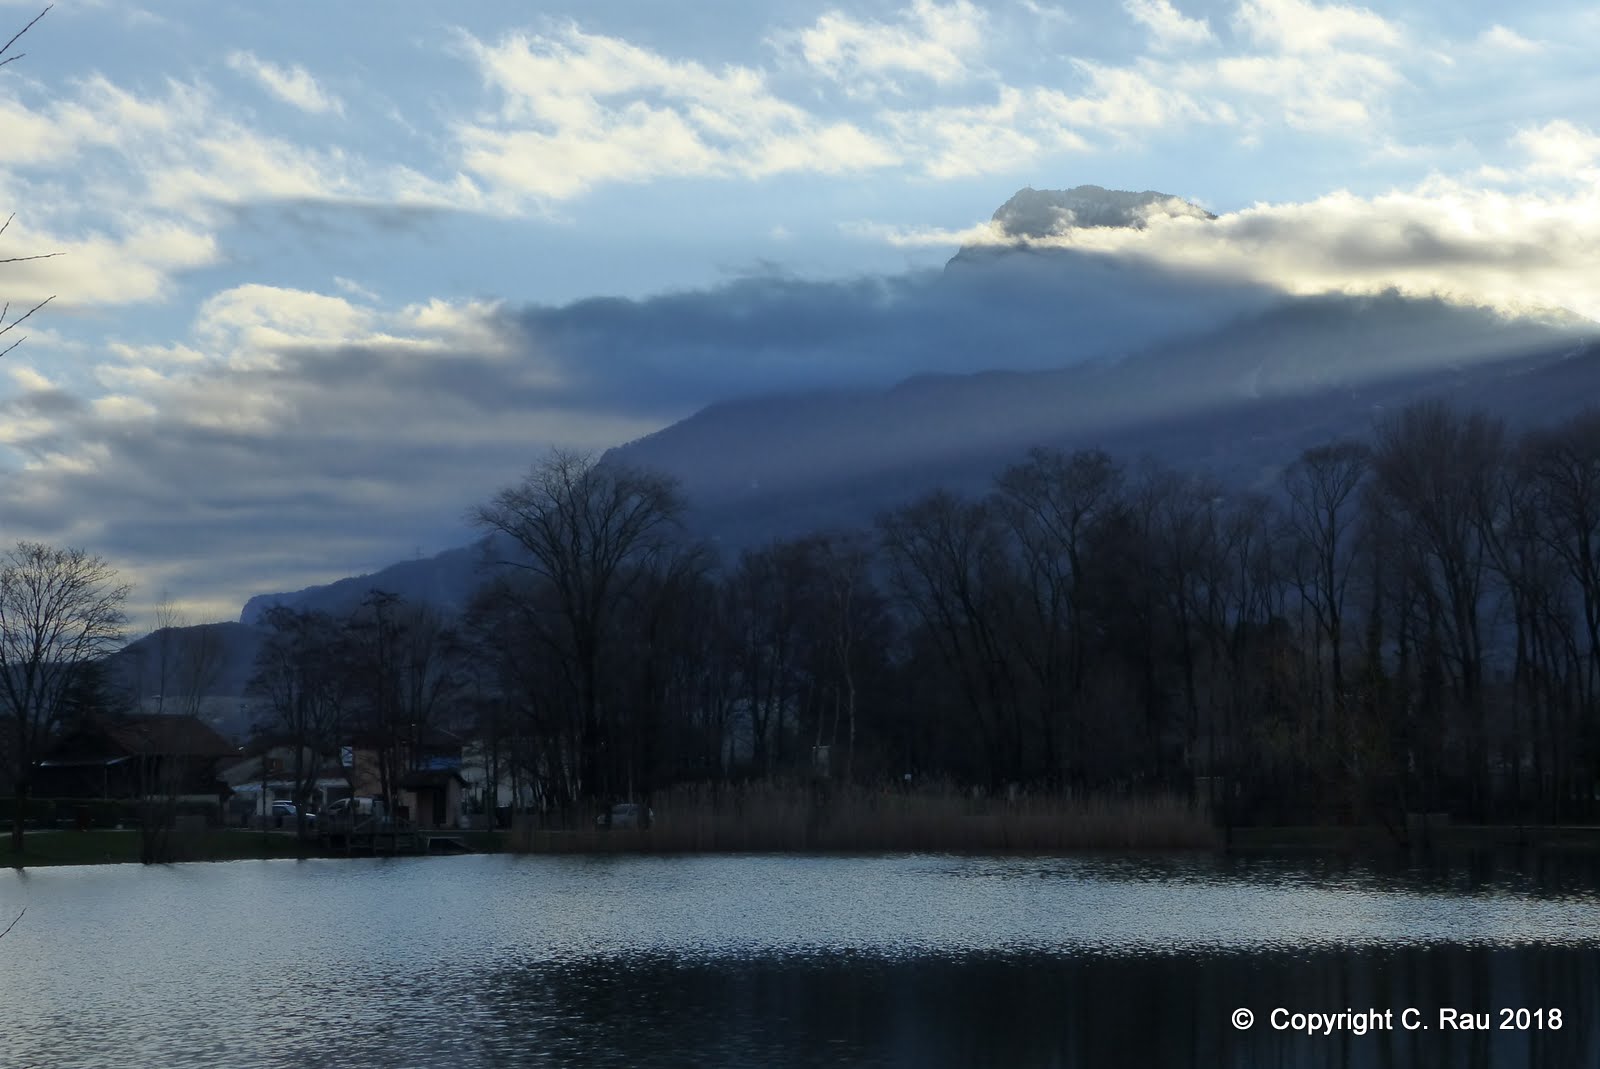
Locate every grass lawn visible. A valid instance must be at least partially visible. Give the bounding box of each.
[4,829,324,868]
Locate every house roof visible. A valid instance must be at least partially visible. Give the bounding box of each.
[56,714,239,761]
[114,715,237,758]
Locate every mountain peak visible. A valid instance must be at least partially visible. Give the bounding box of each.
[991,184,1214,238]
[946,184,1215,270]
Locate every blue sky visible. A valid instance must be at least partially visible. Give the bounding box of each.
[1,0,1598,627]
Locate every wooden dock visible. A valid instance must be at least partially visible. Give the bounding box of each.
[321,817,419,855]
[319,818,470,856]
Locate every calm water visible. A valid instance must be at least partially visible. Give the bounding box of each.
[2,851,1599,1067]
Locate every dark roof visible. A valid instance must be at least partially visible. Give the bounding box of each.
[91,715,237,759]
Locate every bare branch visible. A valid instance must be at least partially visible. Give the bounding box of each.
[0,294,54,359]
[0,5,50,66]
[2,10,58,363]
[0,294,53,338]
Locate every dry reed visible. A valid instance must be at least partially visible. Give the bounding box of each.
[512,782,1216,854]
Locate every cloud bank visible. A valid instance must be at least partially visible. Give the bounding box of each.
[860,130,1600,322]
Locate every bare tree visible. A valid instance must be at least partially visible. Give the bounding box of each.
[727,540,813,776]
[250,606,344,837]
[135,597,226,861]
[810,531,878,783]
[1524,411,1600,708]
[473,450,685,804]
[1,6,57,362]
[146,595,226,718]
[1372,402,1506,817]
[993,447,1123,786]
[0,542,128,853]
[1283,440,1370,716]
[879,491,1021,787]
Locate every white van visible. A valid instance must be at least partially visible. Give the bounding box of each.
[322,796,388,823]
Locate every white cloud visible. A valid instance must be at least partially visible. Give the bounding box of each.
[1476,25,1544,55]
[333,276,380,302]
[0,68,492,317]
[882,88,1080,177]
[456,27,898,202]
[1018,0,1072,25]
[1233,0,1402,54]
[1513,120,1600,176]
[1038,61,1220,131]
[0,213,218,309]
[1124,0,1214,51]
[1194,50,1402,131]
[196,284,379,361]
[795,0,988,89]
[844,218,1008,247]
[225,50,344,116]
[855,179,1600,322]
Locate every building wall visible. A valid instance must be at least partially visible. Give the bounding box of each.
[399,779,463,828]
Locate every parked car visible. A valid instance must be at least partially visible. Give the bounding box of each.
[596,802,653,830]
[270,801,315,828]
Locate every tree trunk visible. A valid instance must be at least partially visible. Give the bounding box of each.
[10,777,27,854]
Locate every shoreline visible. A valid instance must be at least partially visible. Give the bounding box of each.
[7,822,1600,869]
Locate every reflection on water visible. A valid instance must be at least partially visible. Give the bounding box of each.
[1,852,1598,1068]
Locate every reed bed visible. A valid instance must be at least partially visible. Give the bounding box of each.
[512,783,1216,854]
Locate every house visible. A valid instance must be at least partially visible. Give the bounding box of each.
[218,743,350,825]
[35,714,237,802]
[339,726,467,826]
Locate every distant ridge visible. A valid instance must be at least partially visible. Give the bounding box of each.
[239,540,495,626]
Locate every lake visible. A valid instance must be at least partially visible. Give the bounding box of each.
[2,851,1598,1067]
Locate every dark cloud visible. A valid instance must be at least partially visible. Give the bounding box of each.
[4,387,89,418]
[515,248,1282,413]
[226,198,449,245]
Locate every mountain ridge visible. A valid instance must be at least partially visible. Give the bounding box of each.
[230,185,1597,628]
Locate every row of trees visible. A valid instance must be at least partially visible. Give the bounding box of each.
[9,398,1600,847]
[9,398,1600,846]
[396,400,1600,829]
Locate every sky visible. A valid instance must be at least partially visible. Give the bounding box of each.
[1,0,1598,630]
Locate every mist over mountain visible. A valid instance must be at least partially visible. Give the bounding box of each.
[235,185,1597,632]
[606,292,1590,545]
[508,186,1277,415]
